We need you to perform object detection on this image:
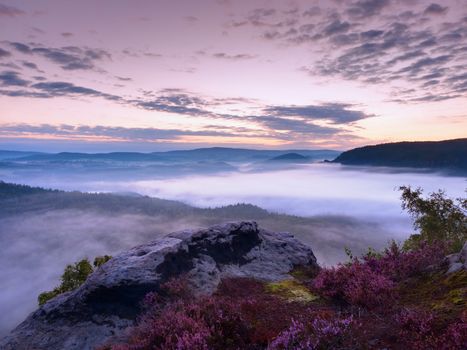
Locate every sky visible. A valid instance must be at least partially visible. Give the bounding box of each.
[0,0,466,152]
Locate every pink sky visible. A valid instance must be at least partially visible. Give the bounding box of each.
[0,0,466,151]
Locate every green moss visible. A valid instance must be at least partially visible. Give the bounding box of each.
[398,268,467,317]
[290,265,320,281]
[443,270,467,288]
[266,279,319,303]
[447,289,464,305]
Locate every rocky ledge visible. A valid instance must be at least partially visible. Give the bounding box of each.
[1,221,318,350]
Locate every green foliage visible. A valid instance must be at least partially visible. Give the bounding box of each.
[344,246,354,261]
[94,255,112,268]
[344,246,383,263]
[38,255,112,306]
[363,246,383,259]
[60,259,93,291]
[37,289,61,306]
[400,186,466,252]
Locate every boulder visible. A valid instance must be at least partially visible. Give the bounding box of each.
[460,241,467,267]
[447,262,463,274]
[0,221,318,350]
[445,241,467,274]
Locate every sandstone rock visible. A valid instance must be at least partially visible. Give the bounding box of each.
[445,241,467,274]
[444,253,460,265]
[0,221,318,350]
[460,242,467,265]
[447,262,464,274]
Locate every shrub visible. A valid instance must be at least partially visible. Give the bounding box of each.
[400,186,466,252]
[268,315,357,350]
[38,255,112,305]
[395,308,467,349]
[312,260,395,310]
[93,255,112,268]
[109,278,311,350]
[362,240,446,281]
[312,240,447,311]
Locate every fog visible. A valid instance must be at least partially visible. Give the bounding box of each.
[2,162,462,225]
[0,210,202,337]
[0,161,465,337]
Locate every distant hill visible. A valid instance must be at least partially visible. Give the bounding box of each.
[0,150,43,160]
[268,153,309,162]
[332,139,467,173]
[7,147,340,163]
[0,181,59,199]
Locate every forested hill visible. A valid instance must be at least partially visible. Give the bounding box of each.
[0,181,60,199]
[332,138,467,173]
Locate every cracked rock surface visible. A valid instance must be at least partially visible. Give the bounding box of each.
[1,221,318,350]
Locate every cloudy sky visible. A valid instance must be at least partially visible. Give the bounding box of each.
[0,0,466,151]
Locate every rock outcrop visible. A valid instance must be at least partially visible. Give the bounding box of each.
[445,241,467,274]
[1,221,318,350]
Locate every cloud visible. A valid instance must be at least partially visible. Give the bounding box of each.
[8,42,31,54]
[32,47,108,70]
[8,42,111,71]
[0,69,369,141]
[116,76,132,82]
[211,52,256,60]
[398,55,451,75]
[323,20,351,37]
[0,71,30,87]
[196,51,256,61]
[303,6,322,17]
[248,8,277,25]
[0,3,24,17]
[424,3,448,15]
[0,47,11,58]
[0,123,252,141]
[227,1,466,103]
[254,116,339,136]
[346,0,391,19]
[264,103,372,124]
[21,61,40,70]
[31,81,120,101]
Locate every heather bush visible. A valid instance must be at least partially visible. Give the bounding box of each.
[312,260,395,310]
[362,240,446,281]
[313,238,448,311]
[111,278,307,350]
[395,308,467,349]
[120,297,249,350]
[268,315,357,350]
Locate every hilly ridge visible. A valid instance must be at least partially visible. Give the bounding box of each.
[332,138,467,173]
[5,147,340,163]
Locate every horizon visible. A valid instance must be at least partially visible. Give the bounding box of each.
[1,0,466,151]
[1,137,465,154]
[0,142,343,153]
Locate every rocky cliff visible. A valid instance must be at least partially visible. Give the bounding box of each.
[1,221,318,350]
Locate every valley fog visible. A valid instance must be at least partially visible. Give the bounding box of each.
[1,162,464,224]
[0,161,465,336]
